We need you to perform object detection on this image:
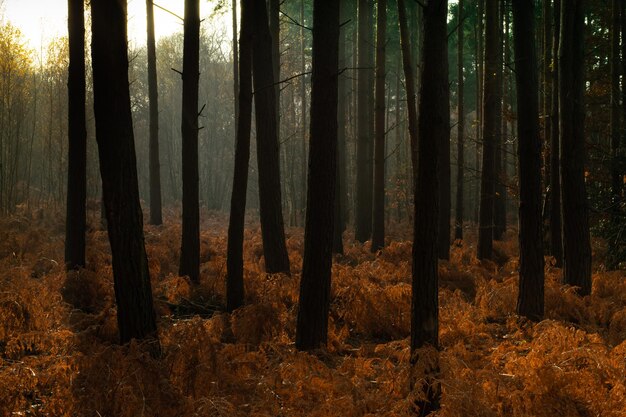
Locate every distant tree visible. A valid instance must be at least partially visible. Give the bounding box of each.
[559,0,591,295]
[226,0,253,312]
[146,0,163,226]
[355,0,374,242]
[477,0,501,260]
[65,0,87,270]
[455,0,465,241]
[296,0,339,351]
[412,0,449,413]
[512,0,545,321]
[251,0,290,274]
[179,0,201,283]
[90,0,159,347]
[371,0,387,252]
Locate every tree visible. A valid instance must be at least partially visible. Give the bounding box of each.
[477,0,501,260]
[371,0,387,252]
[550,0,563,267]
[493,0,506,241]
[251,0,291,274]
[146,0,163,226]
[90,0,159,346]
[179,0,201,283]
[226,0,254,312]
[559,0,591,295]
[355,0,374,242]
[455,0,465,241]
[296,0,339,351]
[412,0,449,412]
[512,0,545,321]
[65,0,87,270]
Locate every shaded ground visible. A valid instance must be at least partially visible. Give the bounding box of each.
[0,207,624,416]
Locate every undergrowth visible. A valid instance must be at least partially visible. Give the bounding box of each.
[0,207,624,416]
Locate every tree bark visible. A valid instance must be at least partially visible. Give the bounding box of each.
[252,0,291,274]
[550,0,563,266]
[147,0,163,226]
[559,0,591,295]
[477,0,500,260]
[226,0,254,312]
[65,0,87,270]
[355,0,374,242]
[455,0,465,241]
[372,0,387,252]
[90,0,159,347]
[296,0,339,351]
[179,0,201,283]
[494,0,506,241]
[513,0,545,321]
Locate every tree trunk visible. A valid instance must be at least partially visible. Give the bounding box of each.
[513,0,545,321]
[371,0,387,252]
[494,0,506,241]
[179,0,201,283]
[299,0,307,225]
[559,0,591,295]
[477,0,500,260]
[90,0,159,347]
[296,0,339,351]
[475,0,485,224]
[226,0,253,312]
[147,0,163,226]
[550,0,563,267]
[65,0,87,270]
[355,0,374,242]
[252,0,291,274]
[455,0,465,241]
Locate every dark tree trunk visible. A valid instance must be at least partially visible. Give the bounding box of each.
[269,0,280,144]
[295,0,339,351]
[455,0,465,241]
[412,0,448,413]
[232,0,239,127]
[513,0,545,321]
[475,0,485,224]
[355,0,374,242]
[90,0,159,347]
[252,0,291,274]
[550,0,563,267]
[559,0,591,295]
[226,0,254,312]
[494,0,506,241]
[371,0,387,252]
[65,0,87,270]
[398,0,419,181]
[147,0,162,226]
[477,0,500,260]
[179,0,201,283]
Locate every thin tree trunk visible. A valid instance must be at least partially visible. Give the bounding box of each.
[252,0,291,274]
[559,0,591,295]
[179,0,201,283]
[296,0,339,351]
[226,0,253,312]
[372,0,387,252]
[300,0,307,225]
[65,0,87,270]
[493,0,505,241]
[455,0,464,241]
[550,0,563,266]
[90,0,159,348]
[513,0,545,321]
[475,0,484,224]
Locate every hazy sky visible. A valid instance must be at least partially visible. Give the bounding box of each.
[2,0,231,54]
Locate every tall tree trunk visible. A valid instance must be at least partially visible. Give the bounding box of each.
[559,0,591,295]
[372,0,387,252]
[412,0,449,413]
[252,0,291,274]
[147,0,163,226]
[455,0,465,241]
[475,0,485,224]
[477,0,500,260]
[397,0,419,182]
[226,0,253,312]
[65,0,87,270]
[550,0,563,266]
[269,0,280,153]
[90,0,159,347]
[513,0,545,321]
[355,0,374,242]
[493,0,505,241]
[299,0,307,225]
[232,0,239,127]
[501,0,510,239]
[296,0,339,351]
[179,0,201,283]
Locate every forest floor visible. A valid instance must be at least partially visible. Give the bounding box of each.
[0,207,624,417]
